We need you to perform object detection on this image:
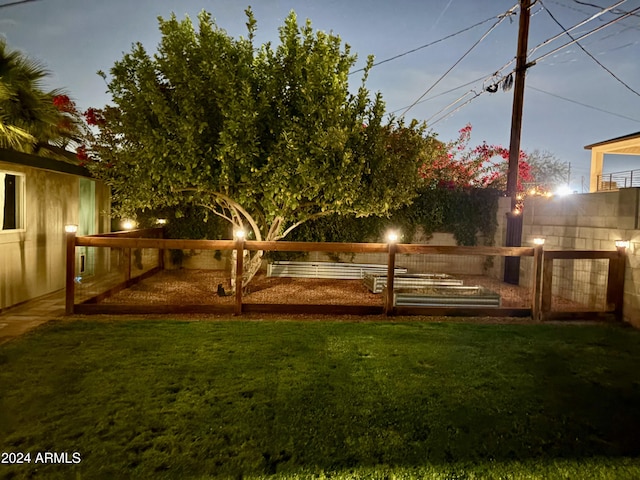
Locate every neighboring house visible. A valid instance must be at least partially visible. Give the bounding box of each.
[585,131,640,192]
[0,148,110,311]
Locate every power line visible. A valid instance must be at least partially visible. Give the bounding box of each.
[0,0,40,8]
[428,91,485,127]
[546,0,640,36]
[573,0,640,17]
[349,15,498,75]
[540,0,640,97]
[529,5,640,64]
[388,0,639,127]
[398,3,518,119]
[527,85,640,122]
[425,90,478,125]
[387,74,487,114]
[528,0,629,57]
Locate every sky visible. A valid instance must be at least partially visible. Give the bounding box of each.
[2,0,639,192]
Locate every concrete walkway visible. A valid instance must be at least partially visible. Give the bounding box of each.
[0,290,65,345]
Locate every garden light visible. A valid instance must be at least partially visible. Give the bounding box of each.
[234,229,246,240]
[64,224,78,233]
[555,185,573,197]
[386,230,399,243]
[615,240,630,249]
[156,218,167,225]
[533,238,545,246]
[122,220,135,230]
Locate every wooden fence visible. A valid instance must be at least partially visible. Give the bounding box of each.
[64,229,626,321]
[540,248,626,321]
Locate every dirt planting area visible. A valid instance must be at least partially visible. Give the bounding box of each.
[101,269,545,308]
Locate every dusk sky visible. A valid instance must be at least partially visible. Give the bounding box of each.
[2,0,639,191]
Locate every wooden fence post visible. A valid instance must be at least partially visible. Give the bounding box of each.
[540,256,553,321]
[385,242,397,315]
[532,243,544,320]
[607,245,627,321]
[65,228,76,315]
[124,247,132,282]
[234,237,244,315]
[158,227,165,270]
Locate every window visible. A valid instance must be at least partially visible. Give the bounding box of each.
[0,172,25,231]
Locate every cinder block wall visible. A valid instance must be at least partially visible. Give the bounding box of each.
[520,189,640,326]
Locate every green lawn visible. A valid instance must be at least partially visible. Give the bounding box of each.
[2,319,640,479]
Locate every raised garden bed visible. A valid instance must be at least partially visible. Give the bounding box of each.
[363,273,463,294]
[394,286,501,308]
[267,261,407,280]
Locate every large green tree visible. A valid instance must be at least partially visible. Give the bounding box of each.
[85,9,434,285]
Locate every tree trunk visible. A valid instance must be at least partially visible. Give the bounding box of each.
[230,249,263,292]
[242,249,263,288]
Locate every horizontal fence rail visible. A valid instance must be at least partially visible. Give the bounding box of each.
[65,229,625,321]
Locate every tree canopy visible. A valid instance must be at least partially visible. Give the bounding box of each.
[85,9,435,249]
[0,39,81,159]
[525,149,570,192]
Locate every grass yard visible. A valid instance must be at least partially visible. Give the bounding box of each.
[1,319,640,479]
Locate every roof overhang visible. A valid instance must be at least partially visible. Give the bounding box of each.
[584,131,640,155]
[0,148,91,177]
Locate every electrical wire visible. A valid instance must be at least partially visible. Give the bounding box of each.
[388,0,629,104]
[540,0,640,97]
[497,0,634,74]
[349,15,500,75]
[527,0,629,57]
[388,74,488,115]
[398,3,518,119]
[529,5,640,64]
[527,85,640,122]
[573,0,640,17]
[0,0,40,7]
[386,0,639,126]
[424,90,477,125]
[546,0,640,37]
[428,91,485,127]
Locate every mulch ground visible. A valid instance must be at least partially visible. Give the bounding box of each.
[98,269,587,310]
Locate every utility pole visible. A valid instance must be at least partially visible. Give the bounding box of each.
[504,0,532,285]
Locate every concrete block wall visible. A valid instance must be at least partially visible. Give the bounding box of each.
[520,189,640,325]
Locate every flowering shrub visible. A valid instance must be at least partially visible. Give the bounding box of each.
[52,94,74,113]
[420,124,535,192]
[51,95,101,166]
[84,108,105,127]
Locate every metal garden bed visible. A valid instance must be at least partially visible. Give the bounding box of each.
[393,286,501,308]
[363,273,463,294]
[267,261,407,280]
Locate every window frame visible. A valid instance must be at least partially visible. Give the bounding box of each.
[0,170,26,233]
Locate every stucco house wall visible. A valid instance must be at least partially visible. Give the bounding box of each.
[0,151,110,310]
